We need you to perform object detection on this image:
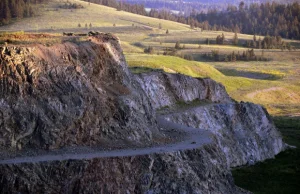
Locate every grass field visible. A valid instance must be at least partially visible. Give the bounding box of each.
[0,0,189,32]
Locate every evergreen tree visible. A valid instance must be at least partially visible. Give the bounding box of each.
[258,38,262,49]
[206,38,210,45]
[175,41,181,49]
[221,33,225,44]
[233,32,238,45]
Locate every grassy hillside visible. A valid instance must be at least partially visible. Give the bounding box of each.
[0,0,189,32]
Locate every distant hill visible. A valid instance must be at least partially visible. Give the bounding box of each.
[0,0,189,32]
[126,0,300,14]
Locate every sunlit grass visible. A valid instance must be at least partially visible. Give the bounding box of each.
[0,0,189,32]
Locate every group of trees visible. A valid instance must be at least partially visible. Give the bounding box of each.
[216,33,226,44]
[0,0,47,25]
[215,32,238,45]
[214,33,292,50]
[194,2,300,40]
[78,23,93,28]
[204,49,268,62]
[59,3,84,9]
[245,35,292,50]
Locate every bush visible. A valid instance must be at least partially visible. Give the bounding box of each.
[144,46,155,54]
[184,54,193,61]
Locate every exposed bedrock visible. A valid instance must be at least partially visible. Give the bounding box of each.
[0,142,249,194]
[0,34,285,194]
[162,102,285,167]
[0,34,157,151]
[134,71,232,109]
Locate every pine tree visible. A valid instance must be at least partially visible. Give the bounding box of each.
[221,33,225,44]
[175,41,181,49]
[258,38,262,49]
[232,51,236,62]
[206,38,210,45]
[233,32,238,45]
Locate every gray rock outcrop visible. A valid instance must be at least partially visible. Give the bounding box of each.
[134,71,232,109]
[0,33,157,151]
[162,102,284,167]
[0,33,285,194]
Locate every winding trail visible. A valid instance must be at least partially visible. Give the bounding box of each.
[0,115,213,165]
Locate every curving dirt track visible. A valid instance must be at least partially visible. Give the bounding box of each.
[0,113,213,165]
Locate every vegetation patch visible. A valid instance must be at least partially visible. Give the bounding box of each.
[129,66,158,74]
[218,69,285,80]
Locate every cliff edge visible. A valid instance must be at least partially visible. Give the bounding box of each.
[0,34,285,193]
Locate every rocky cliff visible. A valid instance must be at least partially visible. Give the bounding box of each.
[0,34,157,151]
[0,142,249,194]
[162,102,284,167]
[0,34,285,193]
[134,71,232,109]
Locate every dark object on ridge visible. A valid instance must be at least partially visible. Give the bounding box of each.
[63,32,74,36]
[76,33,88,36]
[88,31,100,36]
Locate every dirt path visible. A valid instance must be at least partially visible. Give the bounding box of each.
[0,115,212,165]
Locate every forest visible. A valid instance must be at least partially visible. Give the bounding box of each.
[0,0,47,25]
[194,2,300,39]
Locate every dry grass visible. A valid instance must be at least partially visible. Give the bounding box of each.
[0,0,189,32]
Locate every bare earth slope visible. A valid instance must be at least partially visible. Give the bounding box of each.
[0,34,285,193]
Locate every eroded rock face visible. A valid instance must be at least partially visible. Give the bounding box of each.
[135,71,232,109]
[0,34,285,194]
[0,142,249,194]
[0,34,157,150]
[163,102,285,167]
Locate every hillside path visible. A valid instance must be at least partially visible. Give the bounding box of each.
[0,113,213,165]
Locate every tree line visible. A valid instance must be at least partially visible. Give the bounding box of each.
[194,2,300,40]
[203,49,268,62]
[0,0,47,25]
[84,0,300,40]
[215,33,293,50]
